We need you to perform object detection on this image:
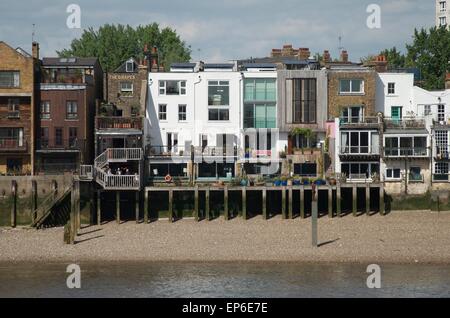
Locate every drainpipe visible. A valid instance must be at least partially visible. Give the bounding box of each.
[193,75,202,183]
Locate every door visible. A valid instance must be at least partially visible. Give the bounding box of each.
[391,106,402,122]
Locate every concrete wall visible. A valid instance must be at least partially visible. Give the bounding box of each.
[0,175,73,226]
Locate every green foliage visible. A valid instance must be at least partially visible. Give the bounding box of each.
[290,127,313,138]
[57,23,191,72]
[378,27,450,90]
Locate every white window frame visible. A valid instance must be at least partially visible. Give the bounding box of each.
[40,101,51,119]
[385,168,402,180]
[126,61,134,73]
[120,82,133,96]
[158,104,167,121]
[159,80,186,96]
[178,104,187,122]
[339,79,364,95]
[387,82,395,95]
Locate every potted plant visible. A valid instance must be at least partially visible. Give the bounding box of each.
[328,176,337,186]
[293,175,302,186]
[302,177,310,185]
[255,175,265,186]
[281,176,288,186]
[273,177,282,187]
[279,151,287,159]
[245,148,251,159]
[313,178,326,186]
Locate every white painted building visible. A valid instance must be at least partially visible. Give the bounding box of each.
[436,0,450,29]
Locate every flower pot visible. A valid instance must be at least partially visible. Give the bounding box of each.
[329,179,337,186]
[302,180,310,185]
[314,179,326,186]
[241,180,248,187]
[274,180,282,187]
[281,181,288,186]
[293,180,301,186]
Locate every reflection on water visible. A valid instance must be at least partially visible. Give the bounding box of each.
[0,262,449,298]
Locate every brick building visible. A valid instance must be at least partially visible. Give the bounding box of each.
[36,57,103,173]
[0,41,39,175]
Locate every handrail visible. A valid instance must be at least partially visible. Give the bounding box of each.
[32,186,71,228]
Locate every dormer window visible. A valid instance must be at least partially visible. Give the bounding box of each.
[126,61,135,73]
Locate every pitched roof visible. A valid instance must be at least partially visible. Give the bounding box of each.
[113,58,139,73]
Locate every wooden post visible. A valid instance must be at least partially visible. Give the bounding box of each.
[328,187,333,218]
[300,186,305,219]
[205,188,210,221]
[10,181,17,228]
[379,186,385,216]
[224,186,229,221]
[89,183,95,226]
[135,191,140,223]
[194,186,199,222]
[144,190,149,223]
[70,182,76,244]
[352,185,357,217]
[312,184,318,247]
[168,189,173,223]
[97,190,101,226]
[116,191,120,224]
[337,185,342,217]
[262,188,267,220]
[288,187,293,219]
[75,180,81,230]
[242,187,247,220]
[282,187,287,219]
[31,180,37,225]
[366,185,370,215]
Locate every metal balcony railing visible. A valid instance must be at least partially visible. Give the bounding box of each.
[96,116,143,130]
[243,117,277,129]
[339,116,379,126]
[194,146,238,157]
[384,147,429,157]
[146,145,190,157]
[0,138,27,151]
[95,167,140,190]
[79,165,93,180]
[384,117,426,129]
[339,146,379,155]
[106,148,142,161]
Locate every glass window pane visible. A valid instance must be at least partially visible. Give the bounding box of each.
[266,79,276,101]
[244,80,255,101]
[255,79,266,100]
[340,80,350,92]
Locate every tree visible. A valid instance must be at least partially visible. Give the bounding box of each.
[405,27,450,90]
[57,23,191,72]
[380,47,406,69]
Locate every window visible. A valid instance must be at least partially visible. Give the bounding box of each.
[293,163,317,177]
[125,61,134,73]
[341,162,379,179]
[0,71,20,88]
[55,128,63,146]
[158,104,167,120]
[435,162,449,181]
[208,81,229,106]
[69,127,78,147]
[0,128,24,147]
[292,78,316,123]
[424,105,431,116]
[178,104,187,121]
[386,168,401,180]
[40,101,50,119]
[66,101,78,119]
[438,104,445,122]
[339,79,364,94]
[7,99,20,118]
[409,167,422,182]
[440,1,447,12]
[388,82,395,95]
[208,109,229,121]
[159,80,186,95]
[436,130,449,157]
[40,127,49,148]
[244,78,276,101]
[340,131,374,154]
[208,81,230,121]
[385,136,427,156]
[120,82,133,96]
[244,104,276,128]
[340,106,363,123]
[440,16,447,27]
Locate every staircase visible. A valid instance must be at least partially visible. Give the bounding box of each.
[31,186,72,229]
[93,148,142,190]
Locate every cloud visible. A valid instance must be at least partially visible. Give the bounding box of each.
[0,0,436,62]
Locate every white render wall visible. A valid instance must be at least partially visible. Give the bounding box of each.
[376,73,414,116]
[146,71,242,150]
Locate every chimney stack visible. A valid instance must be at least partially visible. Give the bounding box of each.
[340,50,349,63]
[150,46,159,72]
[32,41,39,59]
[298,48,311,60]
[271,49,282,57]
[282,44,294,57]
[323,50,331,63]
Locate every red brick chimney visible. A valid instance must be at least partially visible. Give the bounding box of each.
[32,41,39,59]
[282,44,294,56]
[150,46,159,72]
[271,49,282,57]
[323,50,331,63]
[298,48,311,60]
[340,50,349,63]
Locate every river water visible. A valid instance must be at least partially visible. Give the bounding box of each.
[0,262,449,298]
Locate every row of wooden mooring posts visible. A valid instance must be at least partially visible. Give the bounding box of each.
[133,184,386,223]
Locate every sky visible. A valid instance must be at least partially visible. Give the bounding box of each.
[0,0,435,63]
